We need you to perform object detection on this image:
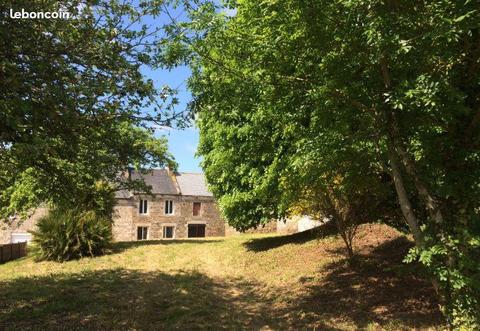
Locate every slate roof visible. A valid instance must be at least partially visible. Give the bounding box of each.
[175,172,213,197]
[132,169,179,195]
[115,169,213,198]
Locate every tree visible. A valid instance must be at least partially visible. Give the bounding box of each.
[163,0,480,326]
[176,1,398,256]
[0,0,183,219]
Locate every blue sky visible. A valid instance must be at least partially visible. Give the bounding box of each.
[144,65,202,173]
[139,5,201,173]
[138,3,235,173]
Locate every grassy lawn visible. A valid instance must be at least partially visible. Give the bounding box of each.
[0,223,443,330]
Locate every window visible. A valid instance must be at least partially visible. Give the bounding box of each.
[139,199,148,214]
[165,200,174,215]
[193,202,201,216]
[163,226,175,239]
[137,226,148,240]
[188,224,206,238]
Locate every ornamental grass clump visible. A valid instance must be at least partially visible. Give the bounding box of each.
[30,208,112,262]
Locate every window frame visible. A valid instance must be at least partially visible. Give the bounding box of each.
[162,225,175,239]
[193,202,201,216]
[164,200,174,215]
[138,199,148,215]
[137,226,148,240]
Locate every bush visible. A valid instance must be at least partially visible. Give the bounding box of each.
[405,229,480,329]
[30,208,112,262]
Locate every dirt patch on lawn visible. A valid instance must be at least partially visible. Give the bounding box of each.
[243,223,443,330]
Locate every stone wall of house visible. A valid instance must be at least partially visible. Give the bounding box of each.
[113,195,225,241]
[277,215,327,234]
[277,217,299,234]
[0,228,8,244]
[0,197,225,244]
[0,208,48,244]
[225,220,277,236]
[225,224,238,236]
[112,200,134,242]
[250,220,277,234]
[297,215,327,232]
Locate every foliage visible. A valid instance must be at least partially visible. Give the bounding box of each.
[165,1,399,251]
[405,230,480,329]
[30,208,112,262]
[161,0,480,326]
[0,0,182,221]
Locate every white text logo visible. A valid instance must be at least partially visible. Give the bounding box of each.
[9,8,71,19]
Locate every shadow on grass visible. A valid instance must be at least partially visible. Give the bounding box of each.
[369,235,414,260]
[0,235,443,330]
[243,221,338,252]
[299,236,442,329]
[111,239,223,254]
[0,268,274,330]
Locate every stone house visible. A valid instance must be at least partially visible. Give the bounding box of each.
[276,215,328,234]
[0,169,227,244]
[113,169,226,241]
[0,208,48,245]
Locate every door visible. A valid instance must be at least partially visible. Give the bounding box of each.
[188,224,206,238]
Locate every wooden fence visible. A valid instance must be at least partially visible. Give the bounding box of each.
[0,242,27,264]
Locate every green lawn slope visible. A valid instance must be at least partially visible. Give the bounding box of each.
[0,223,443,330]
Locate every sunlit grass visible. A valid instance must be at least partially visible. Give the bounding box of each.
[0,224,443,330]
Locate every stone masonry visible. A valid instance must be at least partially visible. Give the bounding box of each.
[0,169,280,244]
[113,194,225,241]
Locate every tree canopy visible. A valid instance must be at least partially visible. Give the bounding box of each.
[164,0,480,327]
[0,0,183,218]
[2,0,479,326]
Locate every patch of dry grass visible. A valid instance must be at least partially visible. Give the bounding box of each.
[0,223,443,330]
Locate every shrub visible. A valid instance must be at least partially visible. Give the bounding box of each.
[30,208,112,262]
[405,229,480,329]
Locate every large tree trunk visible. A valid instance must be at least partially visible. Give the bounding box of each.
[379,53,444,310]
[379,55,442,244]
[389,113,445,226]
[386,140,425,248]
[387,137,442,297]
